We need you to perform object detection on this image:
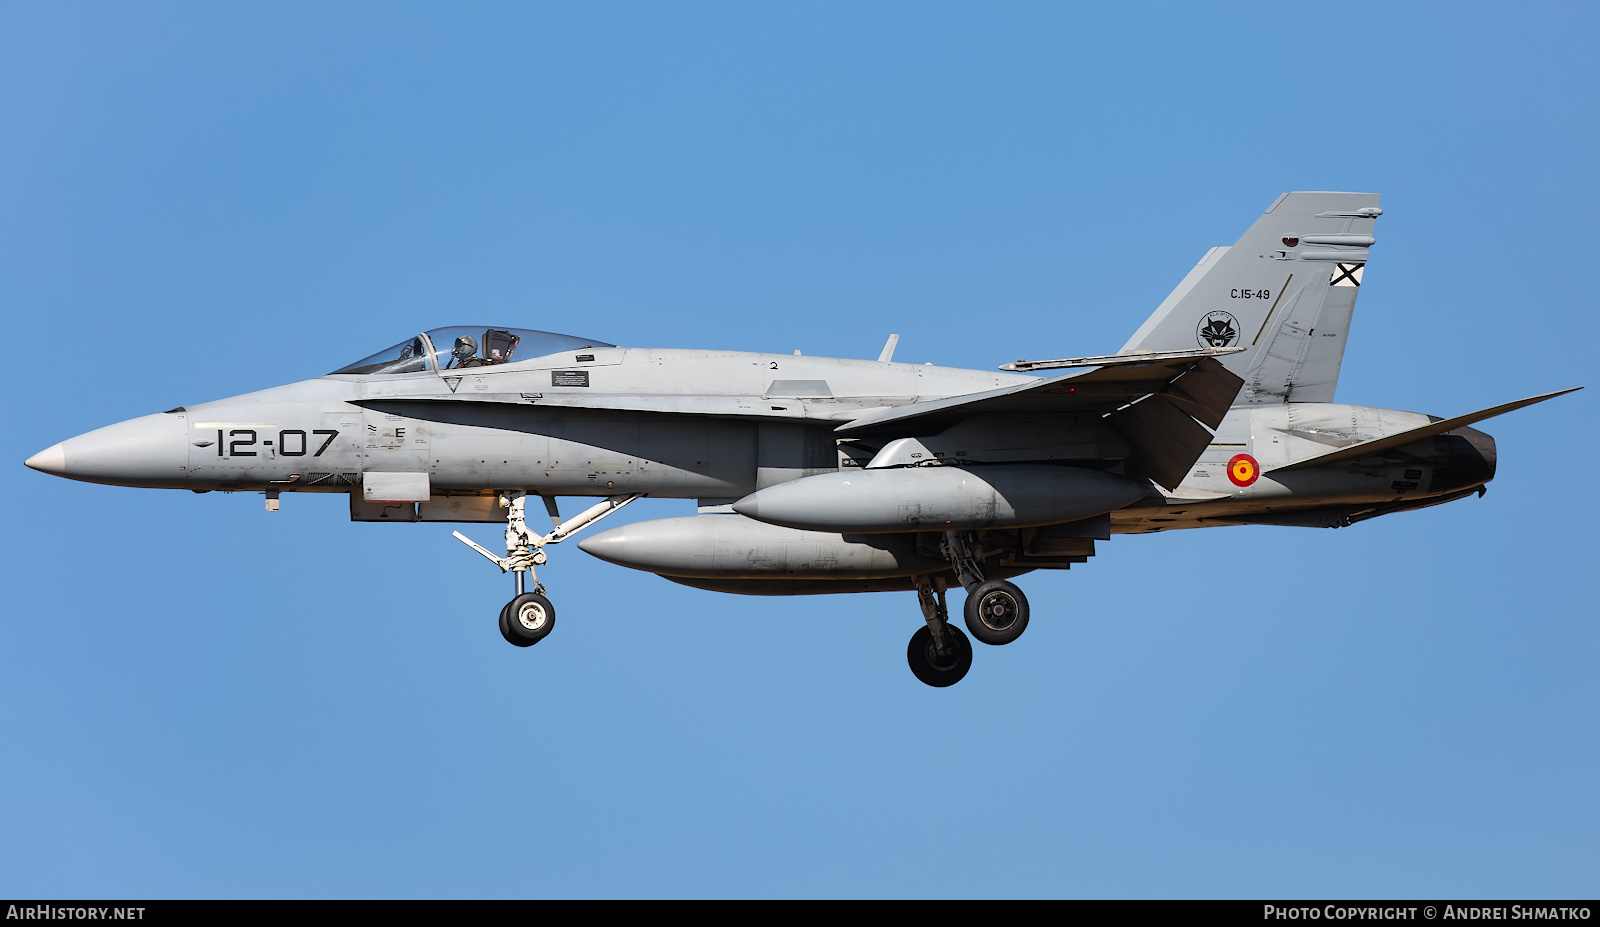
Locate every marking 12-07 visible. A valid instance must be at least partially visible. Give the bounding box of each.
[216,429,339,458]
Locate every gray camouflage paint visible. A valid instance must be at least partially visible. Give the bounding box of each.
[26,192,1570,592]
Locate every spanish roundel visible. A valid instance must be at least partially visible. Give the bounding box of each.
[1227,453,1260,487]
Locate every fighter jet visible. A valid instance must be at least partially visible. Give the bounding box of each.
[24,192,1579,686]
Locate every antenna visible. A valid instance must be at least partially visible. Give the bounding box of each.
[877,334,900,363]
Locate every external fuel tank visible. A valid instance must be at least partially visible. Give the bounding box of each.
[730,464,1147,533]
[577,514,948,580]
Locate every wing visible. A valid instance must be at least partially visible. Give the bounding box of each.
[835,352,1245,490]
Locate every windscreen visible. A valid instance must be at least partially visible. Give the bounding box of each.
[329,336,431,376]
[330,327,614,376]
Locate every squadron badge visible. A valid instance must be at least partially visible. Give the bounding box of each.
[1197,310,1240,348]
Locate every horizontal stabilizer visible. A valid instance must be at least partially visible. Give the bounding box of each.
[1269,387,1582,473]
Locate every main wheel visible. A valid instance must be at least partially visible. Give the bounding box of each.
[502,592,556,646]
[963,579,1029,646]
[906,624,973,687]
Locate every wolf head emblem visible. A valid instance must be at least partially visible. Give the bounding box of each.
[1197,311,1239,348]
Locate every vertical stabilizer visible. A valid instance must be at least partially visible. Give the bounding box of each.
[1119,192,1380,405]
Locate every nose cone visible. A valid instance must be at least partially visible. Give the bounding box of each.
[26,413,189,488]
[25,444,67,476]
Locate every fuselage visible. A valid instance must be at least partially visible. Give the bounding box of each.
[27,342,1496,532]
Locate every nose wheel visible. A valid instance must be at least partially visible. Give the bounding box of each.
[499,592,556,647]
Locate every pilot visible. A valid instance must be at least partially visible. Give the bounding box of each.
[450,335,489,369]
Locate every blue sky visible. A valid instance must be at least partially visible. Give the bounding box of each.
[2,2,1595,898]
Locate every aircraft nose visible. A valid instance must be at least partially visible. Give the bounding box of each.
[25,444,67,476]
[26,413,190,488]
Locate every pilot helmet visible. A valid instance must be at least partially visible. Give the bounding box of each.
[452,334,479,360]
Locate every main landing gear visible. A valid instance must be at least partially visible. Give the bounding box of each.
[456,490,642,649]
[910,578,971,686]
[964,579,1029,646]
[904,531,1032,687]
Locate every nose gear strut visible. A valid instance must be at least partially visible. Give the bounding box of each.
[453,490,643,647]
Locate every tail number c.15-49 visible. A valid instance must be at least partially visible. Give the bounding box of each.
[216,429,339,458]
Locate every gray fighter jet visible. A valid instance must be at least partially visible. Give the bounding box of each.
[24,192,1579,686]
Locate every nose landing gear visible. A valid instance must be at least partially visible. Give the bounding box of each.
[499,592,556,647]
[456,490,641,648]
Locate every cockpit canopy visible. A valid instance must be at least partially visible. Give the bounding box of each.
[330,327,615,376]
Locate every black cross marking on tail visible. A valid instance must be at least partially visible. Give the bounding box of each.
[1331,263,1363,287]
